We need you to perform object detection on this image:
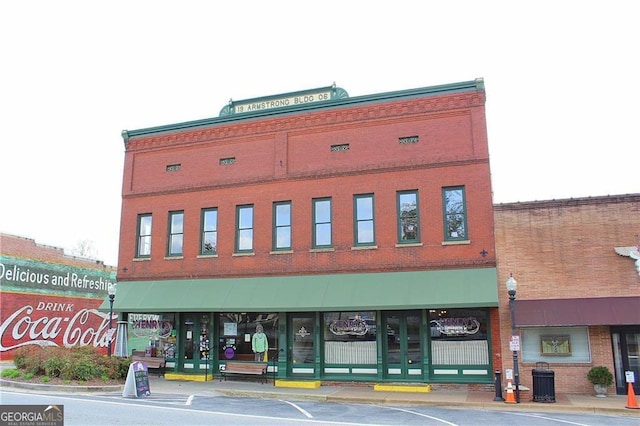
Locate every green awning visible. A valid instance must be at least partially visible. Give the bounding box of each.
[100,268,498,313]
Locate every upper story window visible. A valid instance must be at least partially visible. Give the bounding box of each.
[398,135,419,145]
[167,211,184,256]
[354,194,375,246]
[443,186,467,241]
[331,143,350,152]
[236,205,254,253]
[136,214,152,258]
[397,190,420,243]
[273,201,292,251]
[312,198,332,248]
[201,208,218,255]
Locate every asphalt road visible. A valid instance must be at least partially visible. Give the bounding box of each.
[1,389,638,425]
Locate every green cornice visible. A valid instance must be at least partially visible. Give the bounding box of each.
[121,78,484,143]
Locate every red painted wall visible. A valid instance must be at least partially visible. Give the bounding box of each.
[0,234,117,360]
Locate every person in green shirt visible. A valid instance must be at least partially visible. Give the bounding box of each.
[252,324,268,362]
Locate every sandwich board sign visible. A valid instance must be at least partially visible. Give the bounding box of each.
[122,361,150,398]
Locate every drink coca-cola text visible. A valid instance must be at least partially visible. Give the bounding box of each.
[0,304,116,352]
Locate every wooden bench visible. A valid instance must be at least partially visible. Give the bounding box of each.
[220,362,268,384]
[131,350,166,377]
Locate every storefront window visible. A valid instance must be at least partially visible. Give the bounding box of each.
[429,309,489,365]
[218,313,278,362]
[521,326,590,363]
[128,313,175,358]
[324,312,377,364]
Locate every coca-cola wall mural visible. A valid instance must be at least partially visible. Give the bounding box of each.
[0,255,117,360]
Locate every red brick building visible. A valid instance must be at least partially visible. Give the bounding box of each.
[0,233,117,360]
[109,80,501,384]
[494,194,640,395]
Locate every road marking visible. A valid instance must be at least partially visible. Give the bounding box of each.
[186,394,194,405]
[280,399,313,418]
[513,412,589,425]
[382,406,458,425]
[3,391,369,424]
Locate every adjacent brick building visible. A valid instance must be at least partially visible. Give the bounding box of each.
[494,194,640,395]
[108,80,501,385]
[0,233,117,360]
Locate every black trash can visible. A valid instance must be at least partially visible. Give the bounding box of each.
[532,363,556,403]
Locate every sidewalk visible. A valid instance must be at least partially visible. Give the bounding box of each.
[1,361,638,417]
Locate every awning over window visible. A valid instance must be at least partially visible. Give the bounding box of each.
[99,268,498,313]
[515,297,640,327]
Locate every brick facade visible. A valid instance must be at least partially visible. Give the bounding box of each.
[0,233,112,270]
[494,194,640,394]
[118,83,496,281]
[115,81,500,384]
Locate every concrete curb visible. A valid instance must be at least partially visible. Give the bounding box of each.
[0,378,124,393]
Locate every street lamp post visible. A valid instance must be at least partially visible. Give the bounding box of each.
[506,273,520,403]
[107,283,117,357]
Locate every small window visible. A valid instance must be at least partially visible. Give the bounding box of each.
[273,201,292,251]
[219,157,236,165]
[330,143,349,152]
[443,187,467,241]
[166,164,181,172]
[354,194,375,246]
[201,208,218,255]
[397,191,420,243]
[398,136,419,145]
[312,198,332,248]
[236,205,254,253]
[136,214,152,258]
[167,211,184,256]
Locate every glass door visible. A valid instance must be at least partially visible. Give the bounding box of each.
[290,314,315,377]
[612,327,640,395]
[181,313,211,372]
[383,310,422,380]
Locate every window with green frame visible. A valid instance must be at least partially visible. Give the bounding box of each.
[201,208,218,255]
[235,205,254,253]
[443,186,467,241]
[167,211,184,256]
[273,201,292,251]
[397,190,420,243]
[312,197,332,248]
[354,194,375,246]
[136,213,152,258]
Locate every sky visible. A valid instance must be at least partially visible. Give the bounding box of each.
[1,1,638,267]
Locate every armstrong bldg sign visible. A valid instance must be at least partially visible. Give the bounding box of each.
[218,84,349,116]
[0,234,117,360]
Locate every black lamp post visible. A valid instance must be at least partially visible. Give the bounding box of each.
[107,283,116,357]
[506,273,520,403]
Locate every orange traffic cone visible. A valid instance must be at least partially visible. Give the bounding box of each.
[626,382,639,409]
[505,380,516,404]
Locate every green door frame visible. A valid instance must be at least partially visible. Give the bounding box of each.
[178,312,212,373]
[382,310,424,381]
[288,312,318,378]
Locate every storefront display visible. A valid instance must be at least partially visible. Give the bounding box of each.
[219,313,278,362]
